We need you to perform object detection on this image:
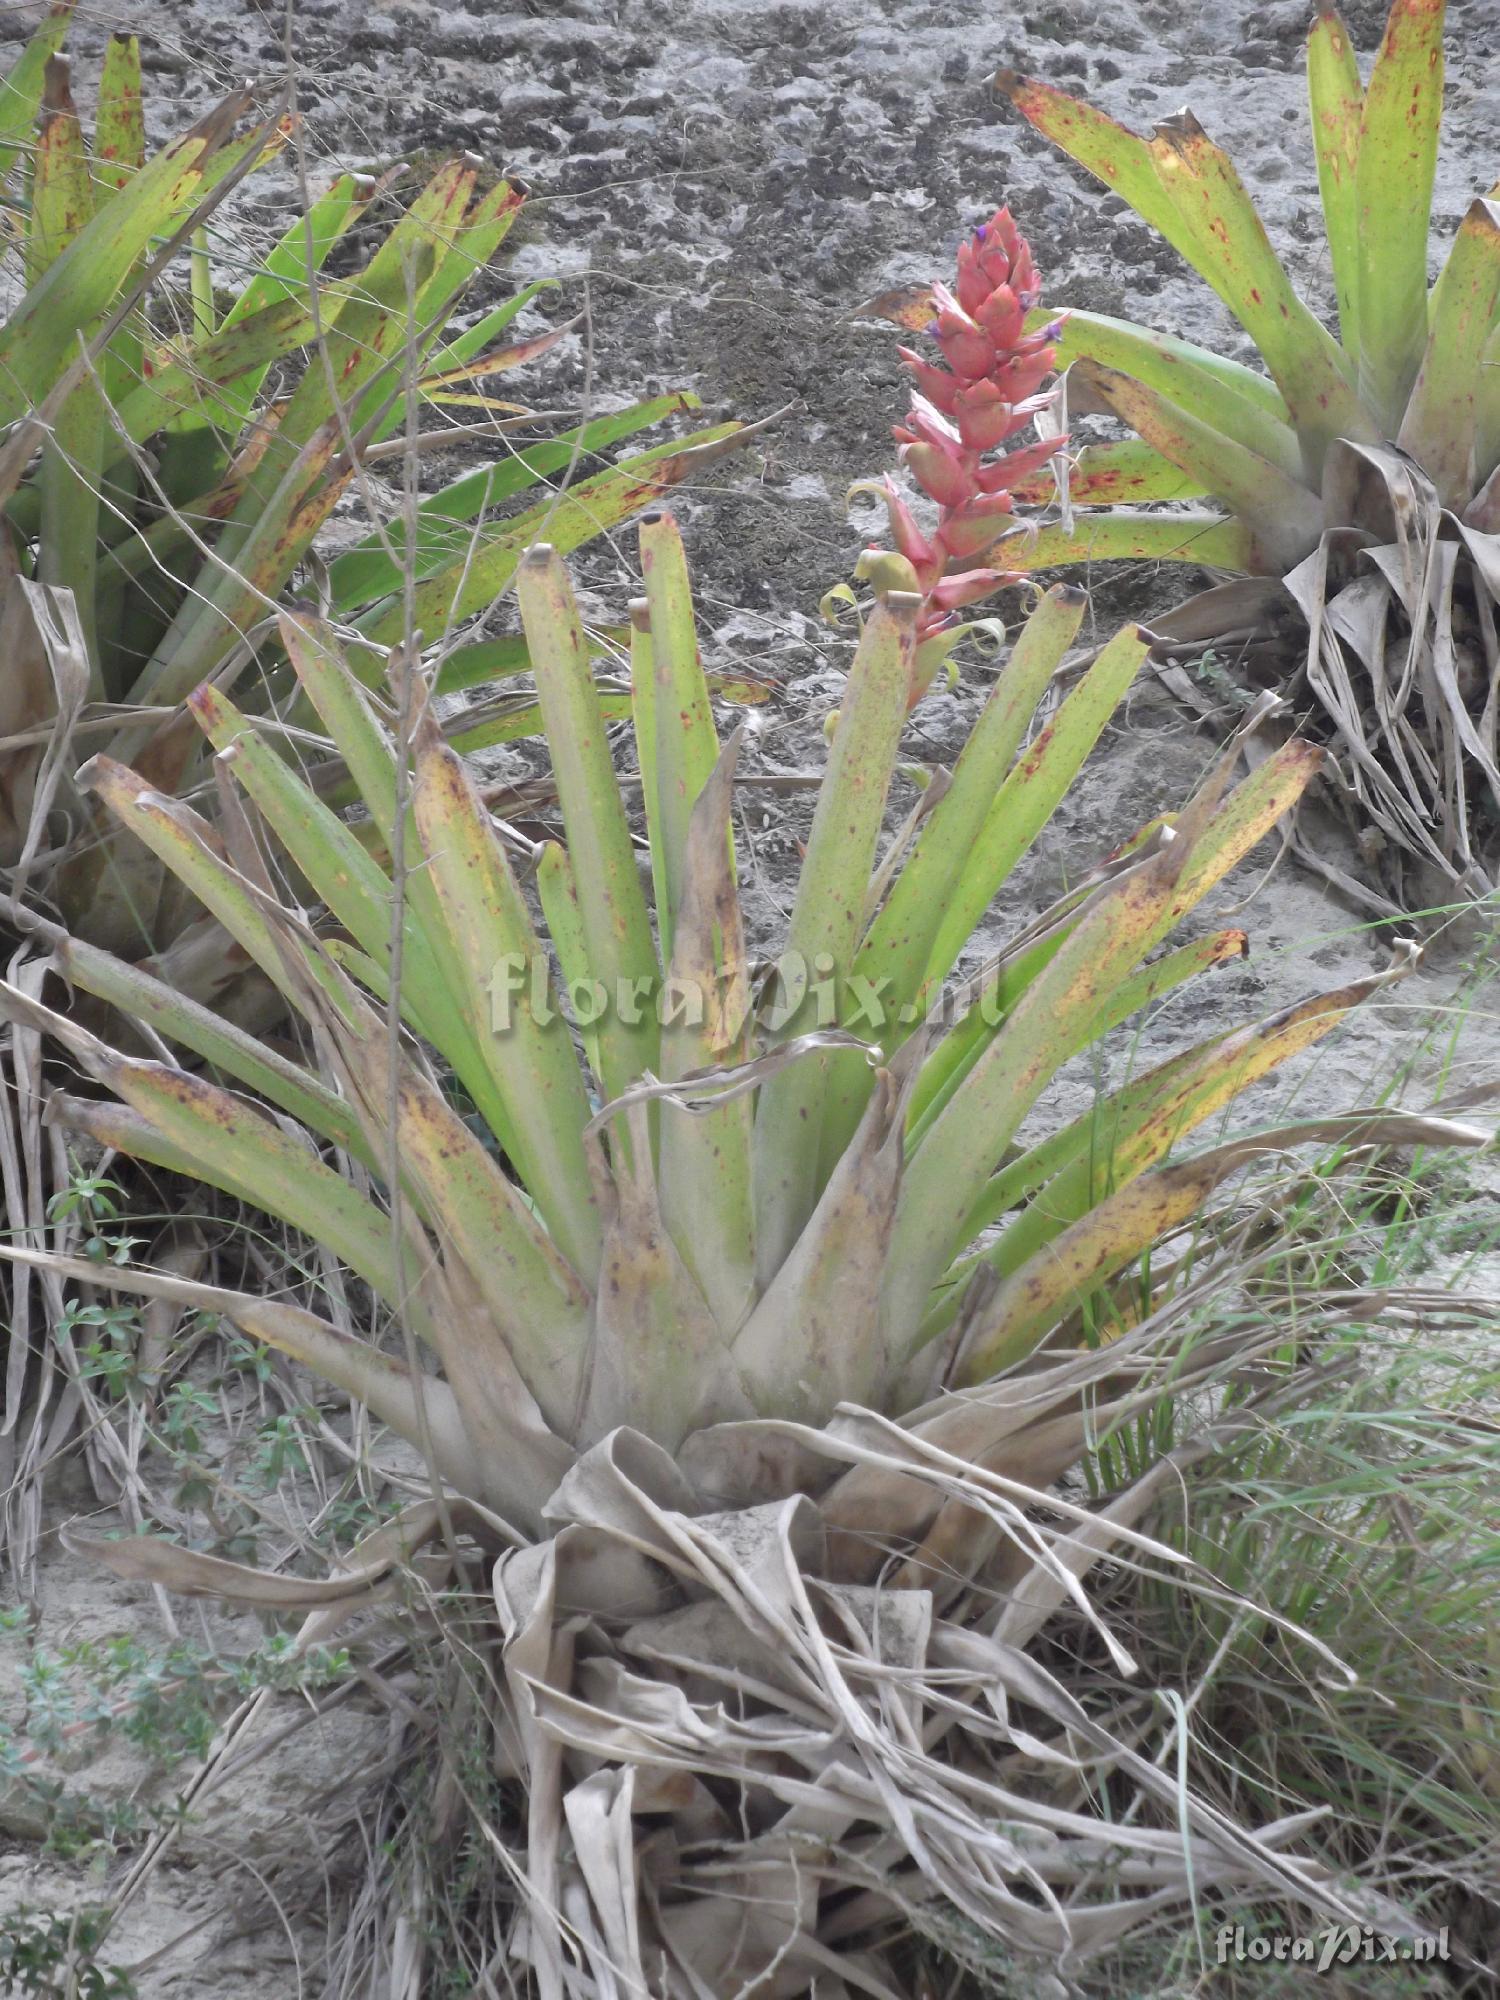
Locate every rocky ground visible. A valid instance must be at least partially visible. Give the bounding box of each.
[2,0,1499,1991]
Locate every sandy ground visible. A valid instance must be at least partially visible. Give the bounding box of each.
[2,0,1498,1991]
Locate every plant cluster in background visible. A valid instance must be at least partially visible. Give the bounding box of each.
[988,0,1500,908]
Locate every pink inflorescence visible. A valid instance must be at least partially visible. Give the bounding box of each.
[875,205,1066,660]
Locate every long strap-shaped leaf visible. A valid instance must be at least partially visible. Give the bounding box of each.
[122,409,354,709]
[0,2,75,183]
[942,958,1417,1315]
[28,58,103,689]
[1000,74,1369,471]
[306,982,594,1435]
[1307,6,1365,363]
[0,977,410,1305]
[986,510,1255,575]
[518,545,659,1107]
[410,708,602,1275]
[884,736,1325,1335]
[0,1242,487,1496]
[1398,197,1500,508]
[655,729,756,1335]
[1010,437,1205,507]
[734,1066,905,1424]
[919,621,1149,995]
[60,932,371,1163]
[328,391,698,612]
[752,593,916,1284]
[0,92,278,427]
[958,1107,1488,1382]
[815,587,1087,1173]
[906,924,1249,1176]
[354,425,751,652]
[1145,113,1373,475]
[1075,364,1325,570]
[638,509,721,967]
[1355,0,1447,434]
[579,1101,751,1449]
[859,586,1087,1019]
[186,685,481,1065]
[1034,307,1300,469]
[995,71,1215,278]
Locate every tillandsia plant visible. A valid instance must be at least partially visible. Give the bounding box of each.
[1,516,1488,1988]
[976,0,1500,909]
[0,4,747,972]
[848,205,1066,702]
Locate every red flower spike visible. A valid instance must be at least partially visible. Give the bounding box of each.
[940,494,1024,564]
[934,322,996,381]
[955,244,989,316]
[897,347,961,413]
[976,283,1024,347]
[988,352,1056,403]
[878,475,938,572]
[863,201,1057,705]
[937,493,1018,559]
[902,441,974,511]
[953,385,1019,454]
[930,566,1022,612]
[984,433,1066,489]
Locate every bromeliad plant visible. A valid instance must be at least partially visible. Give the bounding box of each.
[979,0,1500,908]
[0,7,742,969]
[0,520,1483,1987]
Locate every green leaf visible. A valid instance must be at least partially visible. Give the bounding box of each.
[184,682,489,1091]
[28,57,103,687]
[986,510,1256,574]
[884,734,1327,1339]
[1307,6,1365,361]
[1034,304,1292,426]
[816,586,1087,1174]
[206,170,368,434]
[1010,436,1205,506]
[31,990,410,1304]
[516,544,660,1106]
[1003,74,1370,472]
[920,621,1150,995]
[1075,363,1325,569]
[59,933,372,1164]
[111,294,322,445]
[92,32,145,198]
[0,93,278,427]
[654,731,757,1334]
[1145,112,1373,476]
[1397,197,1500,507]
[638,509,721,966]
[1354,0,1447,433]
[0,2,75,182]
[859,585,1088,1019]
[996,70,1209,275]
[327,392,697,609]
[125,414,351,706]
[752,594,916,1282]
[410,710,601,1275]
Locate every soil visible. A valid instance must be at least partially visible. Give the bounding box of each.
[2,0,1498,1992]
